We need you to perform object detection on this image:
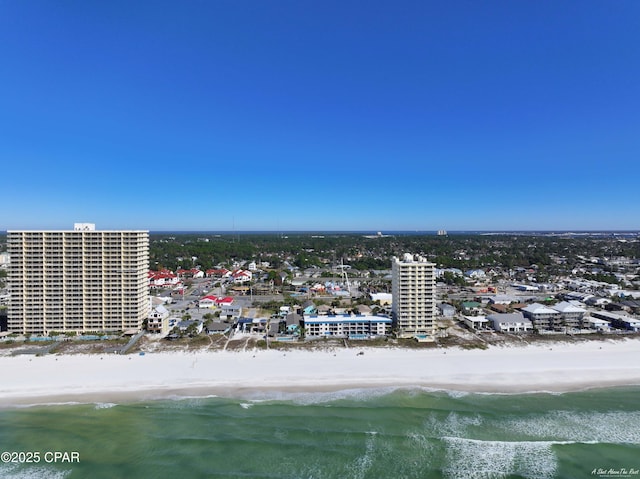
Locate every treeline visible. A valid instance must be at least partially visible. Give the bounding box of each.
[148,233,639,274]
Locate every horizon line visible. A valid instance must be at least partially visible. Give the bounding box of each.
[1,229,639,235]
[143,229,640,236]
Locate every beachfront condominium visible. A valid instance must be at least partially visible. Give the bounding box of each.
[392,253,437,340]
[7,223,150,335]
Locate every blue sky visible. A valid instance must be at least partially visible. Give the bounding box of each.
[1,1,639,231]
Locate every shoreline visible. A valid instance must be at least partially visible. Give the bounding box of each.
[7,380,640,410]
[2,338,640,408]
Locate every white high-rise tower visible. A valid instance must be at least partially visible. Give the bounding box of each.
[391,253,436,340]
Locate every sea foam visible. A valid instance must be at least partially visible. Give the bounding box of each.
[0,464,71,479]
[238,386,403,405]
[502,410,640,444]
[443,437,557,479]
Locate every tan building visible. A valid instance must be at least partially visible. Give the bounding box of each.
[392,253,437,340]
[7,223,149,334]
[147,301,171,335]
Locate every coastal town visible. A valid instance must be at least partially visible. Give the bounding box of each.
[2,226,640,435]
[1,226,639,356]
[4,3,639,476]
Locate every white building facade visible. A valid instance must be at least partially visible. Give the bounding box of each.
[304,314,392,339]
[7,224,150,334]
[487,312,533,333]
[392,254,437,340]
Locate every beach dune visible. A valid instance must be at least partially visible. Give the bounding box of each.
[2,339,640,406]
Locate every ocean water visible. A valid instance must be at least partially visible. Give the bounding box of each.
[0,387,639,479]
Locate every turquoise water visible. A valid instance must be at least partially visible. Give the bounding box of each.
[0,387,639,478]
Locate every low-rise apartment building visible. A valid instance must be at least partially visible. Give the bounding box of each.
[522,303,561,331]
[550,301,587,329]
[303,314,392,339]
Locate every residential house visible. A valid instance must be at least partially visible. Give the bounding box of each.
[465,269,487,280]
[147,304,170,334]
[235,317,268,334]
[177,268,204,279]
[148,270,180,288]
[438,303,456,318]
[436,267,463,278]
[461,301,482,315]
[620,300,640,315]
[177,320,203,335]
[462,315,490,331]
[206,321,231,334]
[285,313,302,334]
[199,295,219,308]
[489,295,519,305]
[220,301,241,320]
[268,321,281,337]
[234,318,253,334]
[301,300,317,316]
[216,296,234,307]
[206,268,231,279]
[487,312,533,333]
[563,291,594,303]
[585,296,611,308]
[510,303,529,311]
[232,269,252,283]
[489,304,509,314]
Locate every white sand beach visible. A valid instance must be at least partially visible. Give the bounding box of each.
[2,338,640,406]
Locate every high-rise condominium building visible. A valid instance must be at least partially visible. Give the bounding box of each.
[7,223,150,334]
[391,253,436,339]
